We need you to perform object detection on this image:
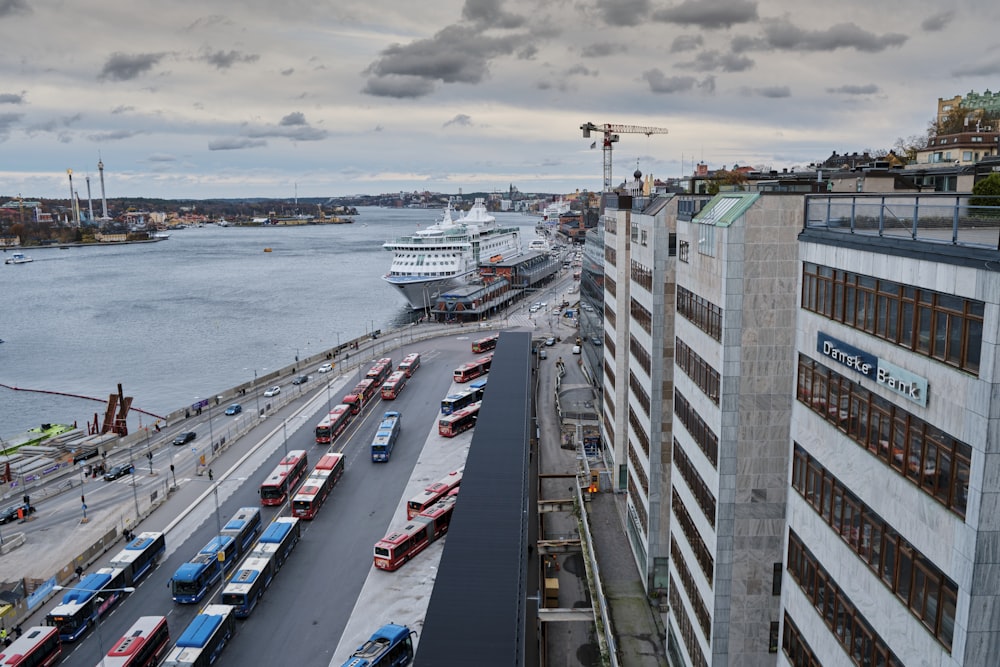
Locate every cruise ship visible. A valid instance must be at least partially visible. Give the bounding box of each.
[383,199,522,310]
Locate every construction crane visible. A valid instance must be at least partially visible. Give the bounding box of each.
[581,122,669,192]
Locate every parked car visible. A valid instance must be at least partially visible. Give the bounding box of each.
[291,375,310,385]
[0,503,34,524]
[572,345,581,354]
[173,431,197,446]
[225,403,242,415]
[318,363,333,373]
[539,349,548,360]
[103,463,134,481]
[592,336,603,346]
[264,385,281,397]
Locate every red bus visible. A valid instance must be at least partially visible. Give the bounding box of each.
[315,404,353,445]
[398,353,421,377]
[438,401,481,438]
[365,357,394,385]
[471,333,499,353]
[374,495,457,572]
[381,371,408,400]
[100,616,170,667]
[259,450,308,506]
[343,379,379,414]
[406,470,463,519]
[0,626,61,667]
[453,353,493,383]
[291,453,345,520]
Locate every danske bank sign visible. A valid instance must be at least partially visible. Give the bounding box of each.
[816,332,928,407]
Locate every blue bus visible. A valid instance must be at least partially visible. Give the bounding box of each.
[340,623,416,667]
[371,411,402,462]
[250,517,301,570]
[469,378,488,399]
[221,553,275,618]
[162,604,235,667]
[109,531,166,586]
[45,567,130,642]
[440,387,478,415]
[220,507,262,554]
[170,535,237,604]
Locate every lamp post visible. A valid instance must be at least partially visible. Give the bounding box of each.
[282,419,289,459]
[51,584,135,666]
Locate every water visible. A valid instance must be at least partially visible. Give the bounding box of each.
[0,207,542,437]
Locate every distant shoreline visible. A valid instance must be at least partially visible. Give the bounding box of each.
[2,237,168,251]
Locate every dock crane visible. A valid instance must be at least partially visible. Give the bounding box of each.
[581,122,669,192]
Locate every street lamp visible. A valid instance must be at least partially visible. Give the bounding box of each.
[51,584,135,666]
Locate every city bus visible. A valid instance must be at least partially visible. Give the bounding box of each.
[315,404,353,445]
[338,623,416,667]
[109,531,166,587]
[365,357,394,385]
[250,516,301,571]
[0,626,62,667]
[472,333,499,353]
[46,567,129,642]
[438,401,481,438]
[220,507,262,555]
[371,412,401,462]
[374,495,457,571]
[220,554,275,619]
[380,371,408,400]
[405,470,463,519]
[343,379,379,414]
[397,352,420,377]
[292,453,345,520]
[453,353,493,383]
[469,377,488,399]
[170,536,236,604]
[440,387,478,415]
[100,615,170,667]
[161,604,235,667]
[259,449,308,506]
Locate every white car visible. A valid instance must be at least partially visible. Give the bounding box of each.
[318,362,333,373]
[263,385,281,397]
[572,345,582,355]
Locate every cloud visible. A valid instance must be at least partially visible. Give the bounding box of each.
[680,49,754,72]
[110,105,135,115]
[280,68,294,76]
[98,52,167,81]
[952,60,1000,77]
[921,10,955,32]
[581,42,628,58]
[827,84,879,95]
[462,0,525,29]
[670,35,704,53]
[653,0,758,29]
[740,85,790,98]
[0,112,23,140]
[362,75,436,98]
[0,0,30,17]
[25,114,82,135]
[208,137,267,150]
[87,129,141,141]
[566,64,597,77]
[443,114,472,127]
[146,154,177,163]
[242,113,328,141]
[758,18,907,53]
[197,49,260,70]
[279,112,308,126]
[596,0,651,27]
[642,69,715,94]
[0,92,25,104]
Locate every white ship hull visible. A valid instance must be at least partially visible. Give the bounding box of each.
[382,272,472,310]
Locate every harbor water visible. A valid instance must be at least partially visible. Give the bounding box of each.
[0,207,542,437]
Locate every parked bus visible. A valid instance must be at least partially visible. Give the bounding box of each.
[472,333,499,353]
[100,616,170,667]
[46,567,129,642]
[220,554,275,619]
[365,357,394,385]
[469,377,488,399]
[292,453,346,519]
[315,404,353,445]
[162,604,235,667]
[250,517,301,571]
[374,495,457,571]
[0,626,61,667]
[397,352,420,377]
[343,379,379,415]
[405,470,463,519]
[438,401,481,438]
[220,507,262,555]
[338,623,416,667]
[380,371,408,400]
[259,450,308,506]
[109,531,166,587]
[371,412,402,462]
[170,536,236,604]
[453,353,493,383]
[439,387,477,416]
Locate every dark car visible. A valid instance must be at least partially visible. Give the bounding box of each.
[291,375,310,385]
[0,503,34,524]
[225,403,242,415]
[592,336,603,346]
[103,463,134,481]
[173,431,197,446]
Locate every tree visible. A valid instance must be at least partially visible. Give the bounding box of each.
[971,173,1000,218]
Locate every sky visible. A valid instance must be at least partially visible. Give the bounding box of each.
[1,0,998,200]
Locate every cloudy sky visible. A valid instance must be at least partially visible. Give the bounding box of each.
[1,0,997,199]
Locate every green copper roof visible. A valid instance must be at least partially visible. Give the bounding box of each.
[692,192,759,227]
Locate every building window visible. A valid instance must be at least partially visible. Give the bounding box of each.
[672,489,714,582]
[671,538,711,638]
[676,337,720,404]
[677,286,722,341]
[782,613,823,667]
[673,439,716,527]
[679,240,689,263]
[629,371,651,416]
[630,298,652,334]
[698,221,715,257]
[669,583,709,667]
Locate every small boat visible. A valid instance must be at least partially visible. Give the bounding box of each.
[4,252,33,265]
[264,247,273,252]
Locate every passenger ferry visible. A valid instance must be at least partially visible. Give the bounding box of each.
[383,198,522,310]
